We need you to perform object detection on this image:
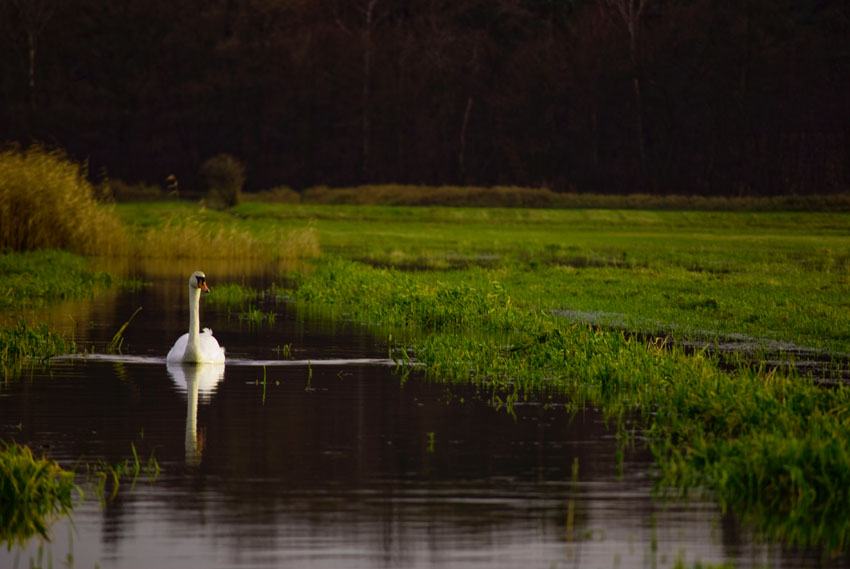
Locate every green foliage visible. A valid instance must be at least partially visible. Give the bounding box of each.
[199,153,245,209]
[0,146,128,255]
[0,442,78,549]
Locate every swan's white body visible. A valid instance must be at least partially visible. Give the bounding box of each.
[167,271,226,364]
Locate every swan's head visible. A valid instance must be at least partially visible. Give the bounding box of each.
[189,271,210,293]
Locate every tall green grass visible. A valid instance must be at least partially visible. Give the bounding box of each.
[0,442,78,548]
[0,146,127,255]
[0,321,73,368]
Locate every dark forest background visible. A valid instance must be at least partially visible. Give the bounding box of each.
[1,0,848,196]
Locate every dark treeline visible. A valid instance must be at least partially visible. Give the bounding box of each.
[1,0,848,196]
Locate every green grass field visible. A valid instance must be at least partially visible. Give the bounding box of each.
[219,203,850,354]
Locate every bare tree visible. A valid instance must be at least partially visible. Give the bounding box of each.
[332,0,381,180]
[604,0,647,183]
[4,0,56,107]
[361,0,379,180]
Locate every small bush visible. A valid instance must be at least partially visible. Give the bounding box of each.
[199,153,245,208]
[0,145,127,255]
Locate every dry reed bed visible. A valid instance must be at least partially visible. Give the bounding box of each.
[0,146,127,256]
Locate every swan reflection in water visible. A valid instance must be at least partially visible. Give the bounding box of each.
[166,362,225,466]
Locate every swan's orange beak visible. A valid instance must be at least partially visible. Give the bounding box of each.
[196,276,210,293]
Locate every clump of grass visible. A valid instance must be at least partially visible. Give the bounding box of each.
[83,442,160,505]
[0,321,73,369]
[239,306,275,325]
[0,145,127,255]
[0,442,79,548]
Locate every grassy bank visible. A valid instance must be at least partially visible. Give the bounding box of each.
[286,257,850,551]
[0,251,115,369]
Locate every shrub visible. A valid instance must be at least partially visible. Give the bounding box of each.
[199,153,245,208]
[0,145,127,255]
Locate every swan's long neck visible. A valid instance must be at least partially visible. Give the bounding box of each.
[187,286,202,359]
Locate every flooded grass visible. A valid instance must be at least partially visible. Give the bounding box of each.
[283,257,850,552]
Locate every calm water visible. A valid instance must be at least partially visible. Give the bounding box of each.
[0,269,839,568]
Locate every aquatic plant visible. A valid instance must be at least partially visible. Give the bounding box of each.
[0,442,78,548]
[0,321,72,369]
[107,306,143,354]
[239,306,275,325]
[205,283,258,307]
[83,443,160,505]
[0,145,127,255]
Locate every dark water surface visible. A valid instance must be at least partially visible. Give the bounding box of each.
[0,270,838,568]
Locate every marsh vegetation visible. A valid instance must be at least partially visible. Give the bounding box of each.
[2,151,850,563]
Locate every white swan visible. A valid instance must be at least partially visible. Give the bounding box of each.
[166,271,226,364]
